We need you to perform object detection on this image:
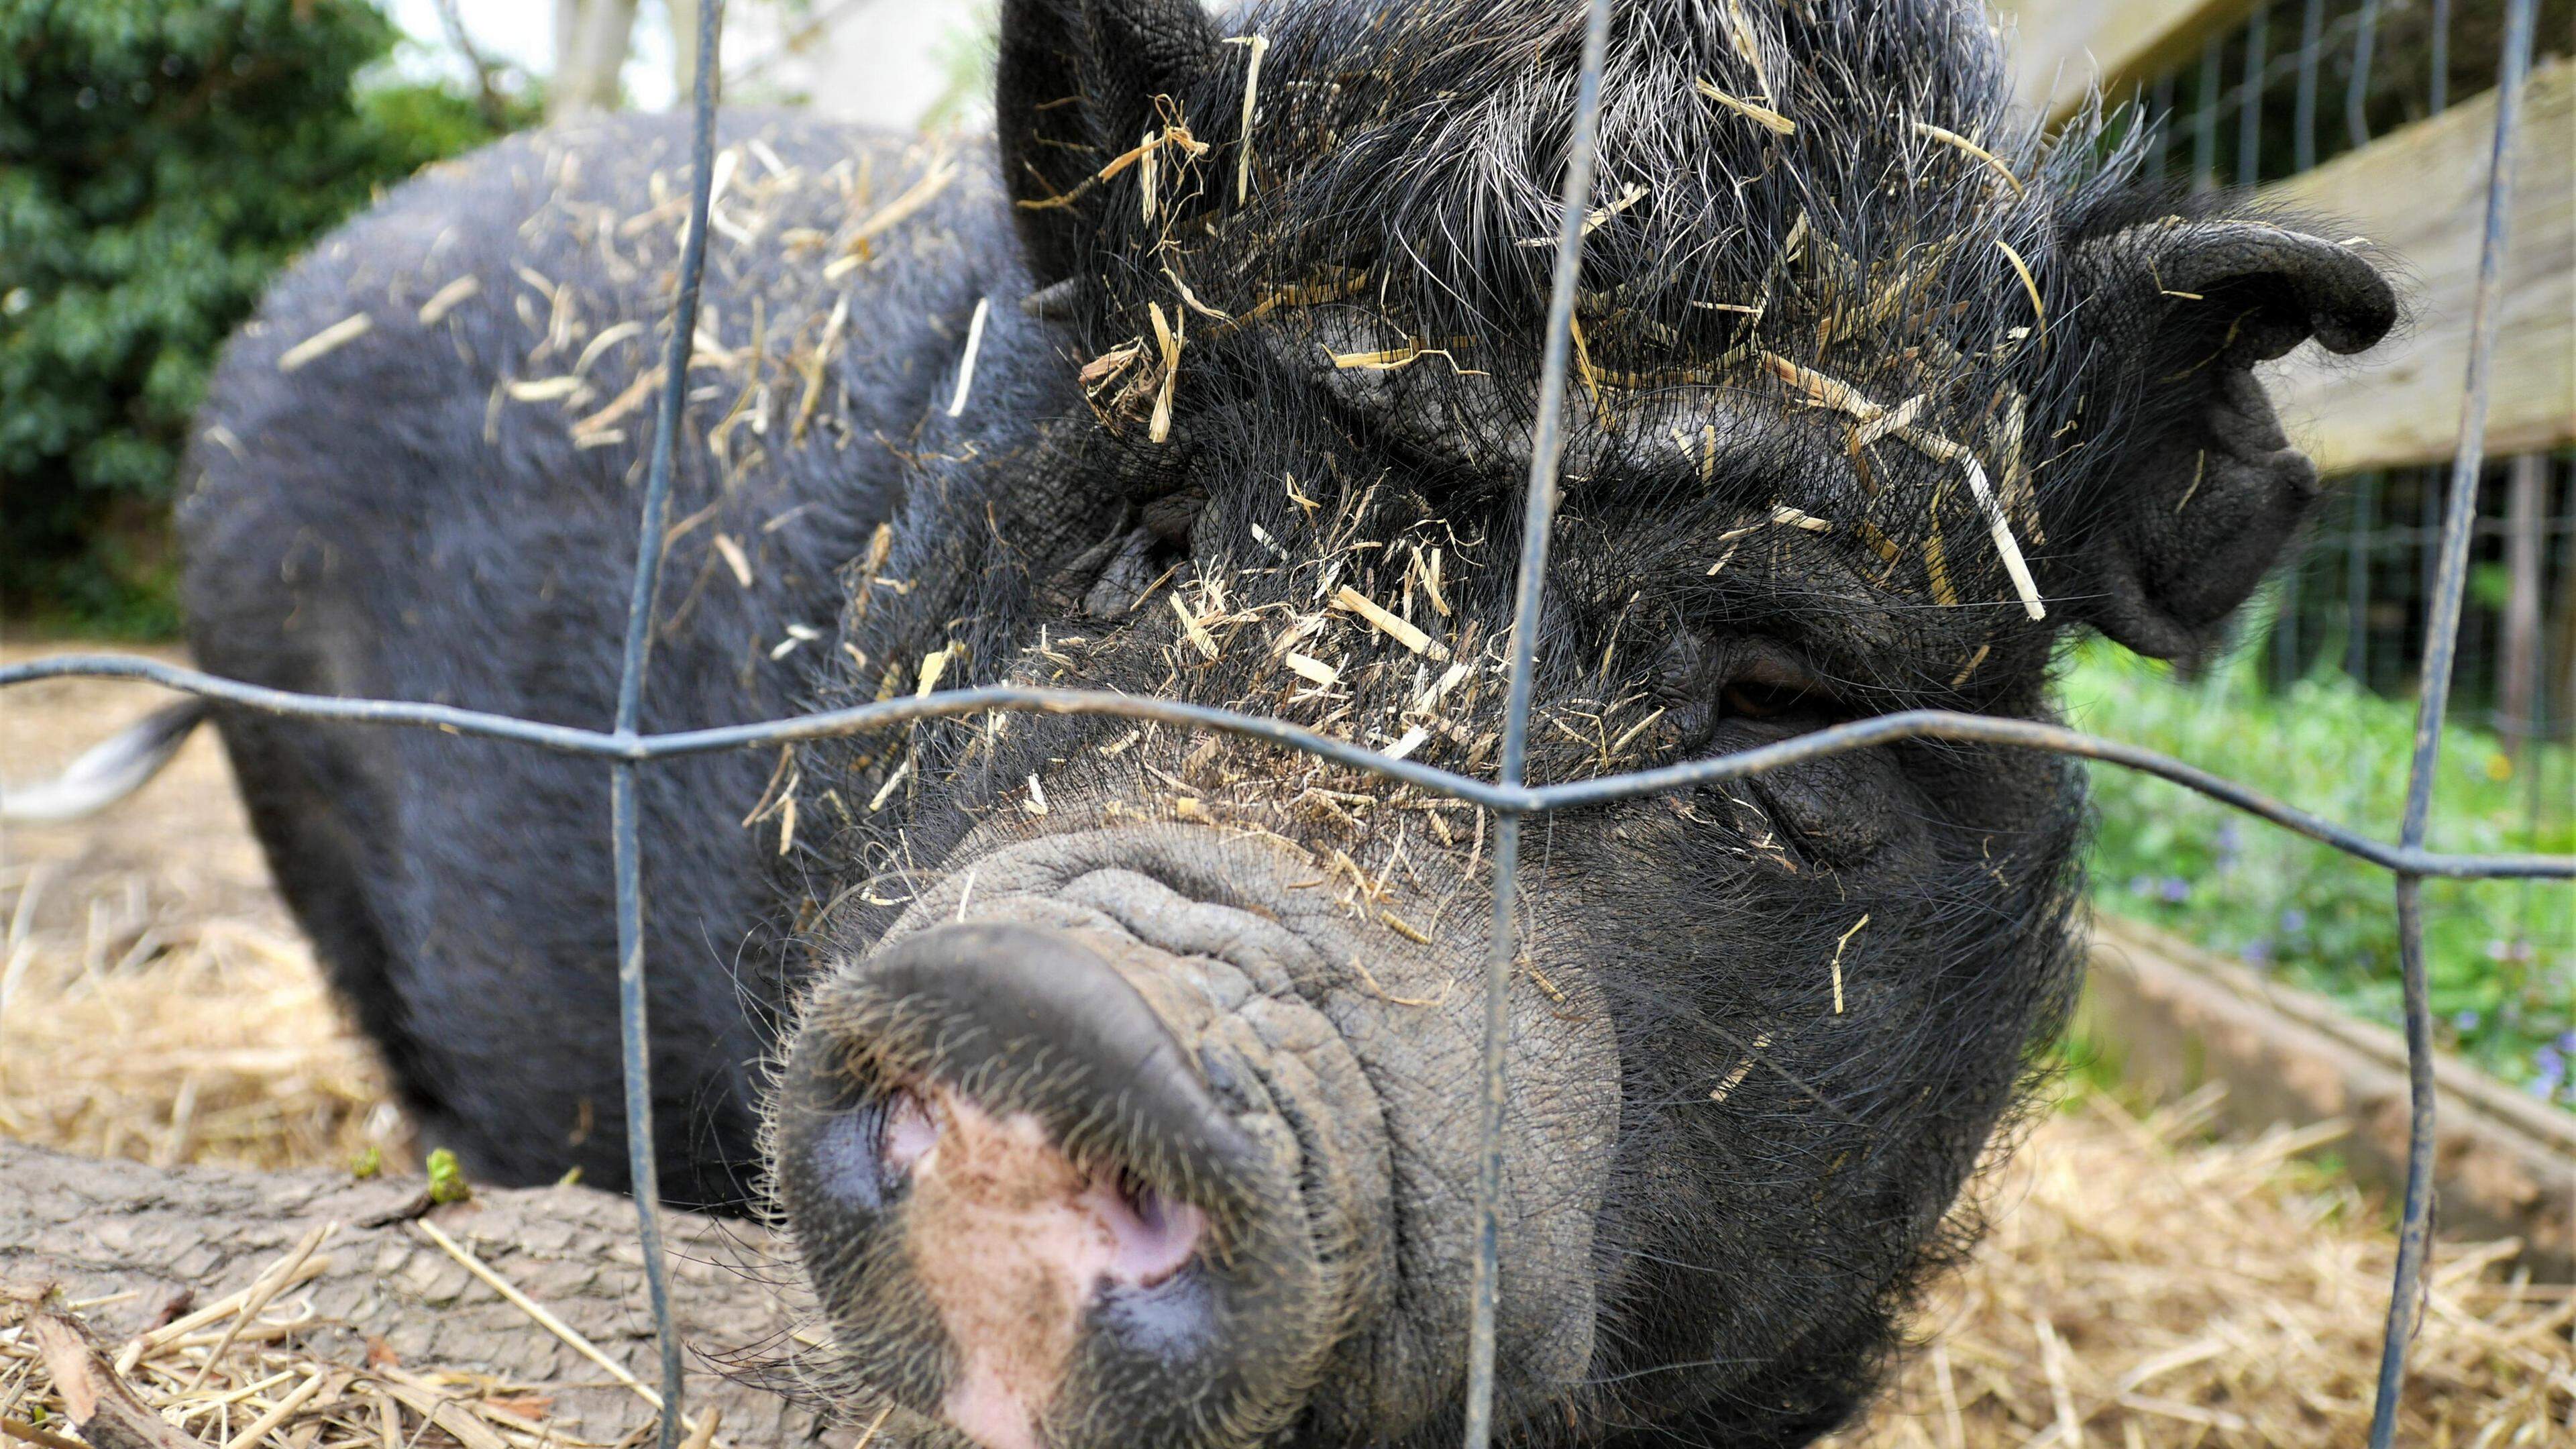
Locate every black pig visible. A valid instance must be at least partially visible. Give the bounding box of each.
[172,1,2395,1446]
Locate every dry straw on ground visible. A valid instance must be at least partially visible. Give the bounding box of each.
[1,649,398,1173]
[3,649,2569,1448]
[0,902,392,1175]
[1826,1089,2572,1449]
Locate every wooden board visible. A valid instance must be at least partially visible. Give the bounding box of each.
[1990,0,2267,118]
[2260,57,2575,474]
[2083,916,2575,1281]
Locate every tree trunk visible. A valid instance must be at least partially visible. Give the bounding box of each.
[551,0,640,120]
[670,0,702,110]
[0,1142,879,1448]
[555,0,582,93]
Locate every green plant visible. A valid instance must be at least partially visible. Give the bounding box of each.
[0,0,532,633]
[2061,638,2575,1104]
[425,1144,472,1203]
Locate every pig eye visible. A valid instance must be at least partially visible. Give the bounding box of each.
[1719,679,1814,719]
[1714,652,1837,724]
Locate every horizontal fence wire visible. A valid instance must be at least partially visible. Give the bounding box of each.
[0,2,2565,1447]
[7,653,2567,882]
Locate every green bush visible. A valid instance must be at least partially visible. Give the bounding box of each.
[2061,638,2575,1104]
[0,0,531,634]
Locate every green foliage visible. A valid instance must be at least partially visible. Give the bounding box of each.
[0,0,532,633]
[2062,639,2575,1105]
[425,1144,471,1203]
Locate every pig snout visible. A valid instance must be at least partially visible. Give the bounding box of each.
[879,1079,1208,1449]
[773,921,1315,1449]
[771,830,1619,1449]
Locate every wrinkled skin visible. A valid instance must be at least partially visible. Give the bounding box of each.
[180,2,2396,1447]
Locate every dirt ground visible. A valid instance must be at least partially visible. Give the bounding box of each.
[3,643,2568,1448]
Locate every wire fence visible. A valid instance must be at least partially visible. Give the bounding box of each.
[0,3,2567,1449]
[2267,453,2575,739]
[2134,0,2573,190]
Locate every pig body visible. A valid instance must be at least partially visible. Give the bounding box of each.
[183,115,1018,1210]
[182,3,2396,1447]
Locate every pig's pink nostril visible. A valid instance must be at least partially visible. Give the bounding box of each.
[1082,1171,1206,1288]
[880,1087,940,1173]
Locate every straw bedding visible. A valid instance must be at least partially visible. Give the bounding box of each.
[2,652,2567,1448]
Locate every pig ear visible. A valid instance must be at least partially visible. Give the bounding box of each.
[2057,219,2398,661]
[996,0,1224,288]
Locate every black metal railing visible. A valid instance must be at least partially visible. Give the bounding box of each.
[0,4,2563,1449]
[2265,458,2571,731]
[2137,0,2565,191]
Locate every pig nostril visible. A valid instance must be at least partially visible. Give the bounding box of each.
[793,1085,943,1211]
[879,1086,939,1174]
[1112,1169,1165,1231]
[1089,1168,1205,1289]
[1127,1176,1186,1247]
[1130,1180,1171,1235]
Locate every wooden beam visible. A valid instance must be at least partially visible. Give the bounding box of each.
[2498,455,2547,753]
[2084,917,2575,1281]
[1990,0,2266,119]
[2261,57,2574,474]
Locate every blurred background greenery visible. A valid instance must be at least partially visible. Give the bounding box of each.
[0,0,987,635]
[2063,629,2571,1102]
[0,0,538,634]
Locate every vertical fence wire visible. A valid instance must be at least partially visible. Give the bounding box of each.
[2294,0,2325,172]
[2148,70,2174,182]
[612,3,724,1446]
[2349,0,2383,148]
[2429,0,2452,115]
[2195,32,2223,186]
[2239,2,2269,187]
[2367,0,2536,1444]
[2149,0,2508,197]
[2347,471,2377,684]
[1462,3,1613,1445]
